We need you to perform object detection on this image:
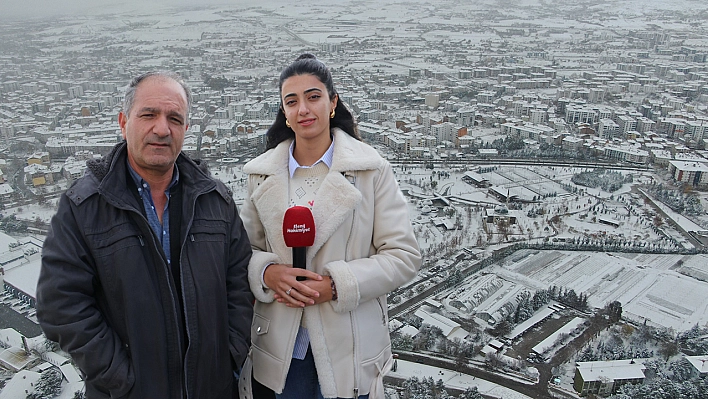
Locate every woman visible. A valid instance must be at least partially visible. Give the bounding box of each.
[239,54,421,399]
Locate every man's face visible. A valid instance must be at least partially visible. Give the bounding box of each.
[118,76,188,179]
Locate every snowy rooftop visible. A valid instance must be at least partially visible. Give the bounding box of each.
[0,184,14,195]
[414,306,469,340]
[576,359,647,382]
[669,160,708,171]
[0,231,18,254]
[531,317,585,355]
[0,346,38,372]
[0,370,40,399]
[506,307,556,341]
[4,258,41,298]
[685,355,708,375]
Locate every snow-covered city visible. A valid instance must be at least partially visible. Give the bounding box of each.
[2,0,708,398]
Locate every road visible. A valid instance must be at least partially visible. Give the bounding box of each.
[633,185,708,250]
[390,157,651,172]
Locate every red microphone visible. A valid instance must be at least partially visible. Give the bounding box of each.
[283,206,316,281]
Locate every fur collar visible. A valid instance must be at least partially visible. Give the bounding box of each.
[243,129,383,264]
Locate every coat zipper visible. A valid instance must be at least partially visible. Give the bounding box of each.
[376,297,386,325]
[350,311,359,398]
[128,209,185,398]
[345,171,360,398]
[179,187,211,399]
[122,184,213,399]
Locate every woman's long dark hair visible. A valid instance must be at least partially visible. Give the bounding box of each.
[265,53,360,151]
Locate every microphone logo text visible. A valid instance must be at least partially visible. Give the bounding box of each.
[287,224,311,234]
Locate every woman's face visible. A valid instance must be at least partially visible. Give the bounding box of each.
[281,73,337,143]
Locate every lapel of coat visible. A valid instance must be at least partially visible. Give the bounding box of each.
[307,167,361,261]
[245,129,381,264]
[245,143,291,260]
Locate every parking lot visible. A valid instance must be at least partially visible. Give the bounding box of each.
[0,294,43,338]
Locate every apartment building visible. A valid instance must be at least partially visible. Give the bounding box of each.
[669,160,708,187]
[574,359,646,397]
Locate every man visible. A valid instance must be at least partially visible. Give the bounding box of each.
[36,71,253,399]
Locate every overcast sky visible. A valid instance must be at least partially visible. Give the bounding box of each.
[1,0,238,21]
[4,0,697,22]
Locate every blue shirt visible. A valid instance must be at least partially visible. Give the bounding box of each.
[127,161,180,265]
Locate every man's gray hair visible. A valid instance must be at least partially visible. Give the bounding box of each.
[122,71,191,120]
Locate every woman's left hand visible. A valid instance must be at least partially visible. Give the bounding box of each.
[274,276,335,308]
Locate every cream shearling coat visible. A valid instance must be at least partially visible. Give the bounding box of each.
[239,129,421,398]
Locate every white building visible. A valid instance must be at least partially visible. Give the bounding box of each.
[574,359,646,396]
[599,118,619,139]
[414,307,469,341]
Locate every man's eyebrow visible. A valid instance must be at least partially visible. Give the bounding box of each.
[136,107,185,119]
[166,110,185,119]
[136,107,160,114]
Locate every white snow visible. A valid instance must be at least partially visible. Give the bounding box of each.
[390,359,533,399]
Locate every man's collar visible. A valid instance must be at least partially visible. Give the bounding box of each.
[126,159,180,192]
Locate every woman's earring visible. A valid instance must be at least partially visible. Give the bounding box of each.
[330,109,335,119]
[285,119,291,128]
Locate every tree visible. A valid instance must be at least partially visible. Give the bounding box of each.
[485,352,505,370]
[497,219,510,241]
[668,358,694,382]
[607,301,622,323]
[203,75,231,91]
[659,340,679,361]
[26,369,62,399]
[455,351,467,371]
[458,387,483,399]
[489,319,512,337]
[392,333,414,351]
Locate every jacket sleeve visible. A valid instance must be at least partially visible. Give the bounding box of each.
[239,175,282,304]
[324,161,422,313]
[226,201,255,370]
[36,194,134,397]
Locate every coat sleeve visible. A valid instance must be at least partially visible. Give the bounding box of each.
[36,194,134,397]
[324,161,422,313]
[239,175,282,304]
[226,200,256,370]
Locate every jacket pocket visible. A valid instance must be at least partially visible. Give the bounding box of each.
[252,314,270,337]
[355,298,392,364]
[250,303,299,362]
[184,219,228,284]
[86,221,145,299]
[89,222,143,259]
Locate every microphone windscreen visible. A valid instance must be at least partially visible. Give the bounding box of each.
[283,206,316,247]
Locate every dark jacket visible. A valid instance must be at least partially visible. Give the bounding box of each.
[37,142,253,399]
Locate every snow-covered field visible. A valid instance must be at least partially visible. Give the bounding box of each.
[389,359,533,399]
[494,250,708,332]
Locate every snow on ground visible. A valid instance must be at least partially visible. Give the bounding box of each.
[8,202,57,225]
[428,248,708,334]
[4,159,705,336]
[493,250,708,331]
[389,359,533,399]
